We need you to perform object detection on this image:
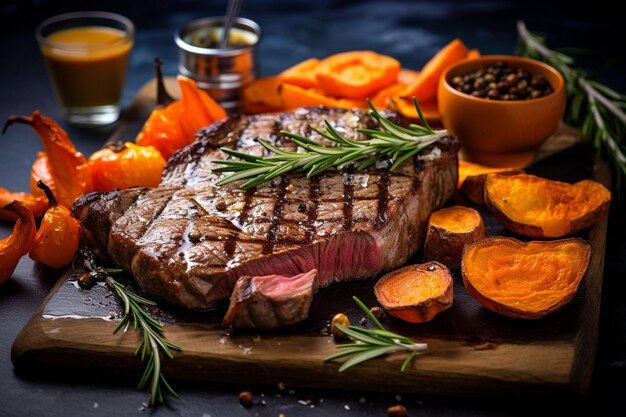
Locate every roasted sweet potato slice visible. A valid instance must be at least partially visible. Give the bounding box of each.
[278,58,320,89]
[458,160,522,204]
[424,206,486,270]
[279,84,363,110]
[462,237,591,319]
[401,38,469,103]
[316,51,401,99]
[241,76,283,114]
[484,173,611,238]
[374,262,453,323]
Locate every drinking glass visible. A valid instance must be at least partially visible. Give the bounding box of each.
[36,11,134,126]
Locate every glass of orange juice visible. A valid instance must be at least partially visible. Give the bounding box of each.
[36,12,134,126]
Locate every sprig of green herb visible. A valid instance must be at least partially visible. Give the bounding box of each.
[213,98,447,189]
[517,20,626,188]
[106,276,181,406]
[324,296,427,372]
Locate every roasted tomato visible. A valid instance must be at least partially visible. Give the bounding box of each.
[87,141,166,192]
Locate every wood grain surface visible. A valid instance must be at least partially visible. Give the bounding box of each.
[11,79,610,398]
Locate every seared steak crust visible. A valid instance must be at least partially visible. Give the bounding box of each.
[73,107,459,310]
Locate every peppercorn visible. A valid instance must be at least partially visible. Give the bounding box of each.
[238,391,253,408]
[451,61,553,101]
[215,200,227,211]
[370,306,384,319]
[77,272,95,289]
[330,313,350,338]
[188,230,201,242]
[387,404,407,417]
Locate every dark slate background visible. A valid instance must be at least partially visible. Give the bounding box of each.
[0,1,624,416]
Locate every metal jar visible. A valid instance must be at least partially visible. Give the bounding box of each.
[175,17,261,112]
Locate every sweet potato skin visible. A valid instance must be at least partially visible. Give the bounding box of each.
[424,206,485,270]
[461,169,522,204]
[484,173,611,238]
[461,236,591,319]
[374,262,453,323]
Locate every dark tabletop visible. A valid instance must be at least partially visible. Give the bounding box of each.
[1,1,625,416]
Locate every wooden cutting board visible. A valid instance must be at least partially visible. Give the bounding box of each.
[11,78,610,398]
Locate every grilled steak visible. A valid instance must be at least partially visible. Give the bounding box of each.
[222,269,318,328]
[73,107,459,312]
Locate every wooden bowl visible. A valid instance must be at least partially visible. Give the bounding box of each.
[438,55,565,168]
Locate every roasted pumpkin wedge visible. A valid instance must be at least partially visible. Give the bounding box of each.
[374,262,453,323]
[484,173,611,238]
[424,206,485,270]
[462,237,591,319]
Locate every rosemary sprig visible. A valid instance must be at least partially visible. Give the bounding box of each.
[213,98,447,189]
[517,20,626,188]
[106,276,181,406]
[324,296,427,372]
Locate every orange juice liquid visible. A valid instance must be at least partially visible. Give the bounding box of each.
[41,27,132,108]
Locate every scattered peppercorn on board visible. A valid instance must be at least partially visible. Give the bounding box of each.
[11,78,610,398]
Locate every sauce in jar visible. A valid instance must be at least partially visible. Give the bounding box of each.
[40,26,133,108]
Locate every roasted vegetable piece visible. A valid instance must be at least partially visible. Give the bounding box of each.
[30,151,55,200]
[388,96,441,125]
[397,68,421,86]
[241,76,283,114]
[457,160,522,204]
[28,181,79,268]
[374,262,453,324]
[370,83,406,108]
[0,188,46,221]
[278,58,320,88]
[424,206,485,270]
[401,39,470,103]
[466,49,481,60]
[316,51,401,99]
[278,84,363,110]
[136,59,226,160]
[484,173,611,238]
[462,237,591,319]
[87,141,166,192]
[3,112,90,209]
[0,201,36,284]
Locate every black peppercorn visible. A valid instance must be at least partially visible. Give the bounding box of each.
[452,61,553,101]
[188,230,202,242]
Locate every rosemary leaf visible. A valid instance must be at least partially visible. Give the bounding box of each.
[213,99,446,189]
[517,20,626,189]
[107,277,181,406]
[324,297,428,372]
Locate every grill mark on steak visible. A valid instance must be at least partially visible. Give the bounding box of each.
[263,177,288,255]
[412,159,425,190]
[376,171,390,227]
[224,188,256,259]
[135,192,175,245]
[342,176,354,231]
[74,107,459,311]
[305,176,320,244]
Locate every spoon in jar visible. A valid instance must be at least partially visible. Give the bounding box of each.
[218,0,242,49]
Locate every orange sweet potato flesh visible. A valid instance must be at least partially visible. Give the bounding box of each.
[316,51,401,99]
[485,173,611,238]
[278,58,320,89]
[402,39,469,103]
[424,206,485,270]
[374,262,453,323]
[457,160,522,204]
[462,237,591,319]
